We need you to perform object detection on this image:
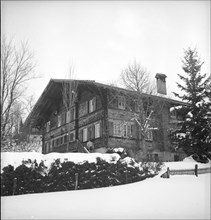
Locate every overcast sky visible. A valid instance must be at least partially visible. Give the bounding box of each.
[2,1,210,101]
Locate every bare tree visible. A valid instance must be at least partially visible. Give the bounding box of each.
[62,67,78,111]
[120,61,164,160]
[1,37,36,146]
[24,94,36,116]
[120,60,156,94]
[61,67,80,152]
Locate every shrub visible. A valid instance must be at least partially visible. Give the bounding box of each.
[1,155,162,196]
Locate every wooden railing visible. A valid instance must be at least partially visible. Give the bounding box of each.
[161,165,211,178]
[76,139,90,153]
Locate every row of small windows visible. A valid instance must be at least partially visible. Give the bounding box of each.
[79,121,101,143]
[109,120,154,141]
[46,108,75,132]
[45,131,75,153]
[45,121,101,153]
[46,97,98,133]
[117,96,181,120]
[117,95,140,112]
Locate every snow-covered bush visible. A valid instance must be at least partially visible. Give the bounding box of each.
[1,152,162,196]
[106,147,128,159]
[139,162,164,175]
[191,153,210,164]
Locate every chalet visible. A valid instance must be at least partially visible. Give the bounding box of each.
[24,78,187,162]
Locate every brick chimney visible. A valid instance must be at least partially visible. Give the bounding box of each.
[155,73,167,95]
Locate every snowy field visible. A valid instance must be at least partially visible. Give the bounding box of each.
[1,173,210,219]
[1,152,211,219]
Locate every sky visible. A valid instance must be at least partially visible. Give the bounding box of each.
[1,1,210,102]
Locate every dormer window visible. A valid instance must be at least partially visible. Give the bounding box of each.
[118,96,126,110]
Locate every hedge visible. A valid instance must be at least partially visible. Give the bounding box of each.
[1,156,162,196]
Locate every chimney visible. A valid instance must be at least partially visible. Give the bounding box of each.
[155,73,167,95]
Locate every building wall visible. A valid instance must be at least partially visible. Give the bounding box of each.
[43,86,106,154]
[42,83,185,161]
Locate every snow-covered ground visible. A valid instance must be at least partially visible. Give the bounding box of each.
[1,173,210,219]
[165,156,211,170]
[1,152,211,219]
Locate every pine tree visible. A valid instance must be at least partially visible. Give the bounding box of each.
[174,47,211,159]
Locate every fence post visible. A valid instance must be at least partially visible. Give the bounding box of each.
[126,169,128,183]
[75,173,79,190]
[195,164,198,177]
[12,178,17,195]
[167,167,170,178]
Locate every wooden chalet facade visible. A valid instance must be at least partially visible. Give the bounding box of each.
[24,79,186,162]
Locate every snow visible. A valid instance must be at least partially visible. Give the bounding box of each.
[187,111,193,118]
[176,132,186,139]
[164,156,211,171]
[1,152,120,173]
[1,152,211,219]
[196,100,203,107]
[170,105,183,112]
[1,173,210,219]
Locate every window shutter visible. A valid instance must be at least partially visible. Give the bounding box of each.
[79,129,83,142]
[153,130,158,141]
[95,123,100,138]
[108,121,114,136]
[83,128,88,142]
[127,125,131,137]
[91,124,95,139]
[66,111,71,123]
[88,126,92,141]
[58,115,61,127]
[93,97,96,111]
[61,113,66,125]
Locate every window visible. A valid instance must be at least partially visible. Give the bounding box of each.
[64,134,68,143]
[69,132,75,142]
[66,110,71,123]
[46,142,50,153]
[113,121,132,138]
[88,124,95,140]
[52,140,55,148]
[89,97,96,113]
[95,123,101,138]
[56,138,59,146]
[50,116,57,128]
[46,121,50,132]
[71,107,75,121]
[61,112,66,125]
[58,115,61,127]
[113,122,121,137]
[50,142,53,152]
[118,96,126,110]
[79,101,88,117]
[60,136,64,145]
[135,100,140,112]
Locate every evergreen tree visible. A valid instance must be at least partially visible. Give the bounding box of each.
[174,47,211,159]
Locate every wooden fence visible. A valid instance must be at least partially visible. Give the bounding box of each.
[161,165,211,178]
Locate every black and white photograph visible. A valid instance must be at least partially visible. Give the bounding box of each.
[1,0,211,219]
